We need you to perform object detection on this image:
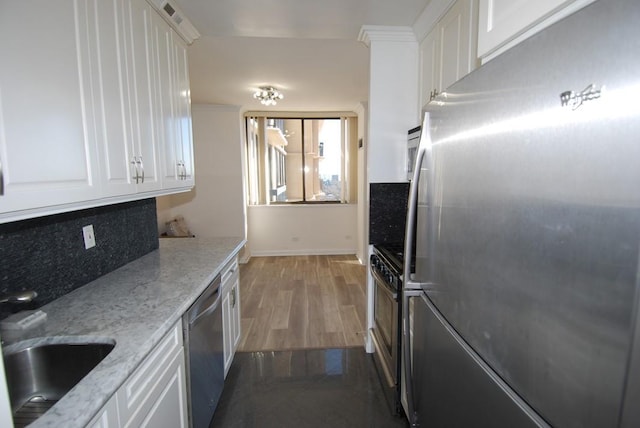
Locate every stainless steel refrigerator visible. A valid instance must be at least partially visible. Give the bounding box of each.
[402,1,640,427]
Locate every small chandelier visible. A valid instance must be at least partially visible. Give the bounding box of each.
[253,86,284,106]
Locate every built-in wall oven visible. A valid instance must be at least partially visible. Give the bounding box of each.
[370,244,407,416]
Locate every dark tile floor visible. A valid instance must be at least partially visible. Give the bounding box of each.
[209,348,409,428]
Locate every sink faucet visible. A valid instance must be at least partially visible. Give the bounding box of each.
[0,290,37,304]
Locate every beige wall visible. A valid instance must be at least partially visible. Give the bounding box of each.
[157,104,245,239]
[247,204,358,256]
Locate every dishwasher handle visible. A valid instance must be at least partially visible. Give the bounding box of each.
[186,275,222,327]
[188,288,221,327]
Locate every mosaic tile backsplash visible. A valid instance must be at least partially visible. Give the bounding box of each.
[0,199,158,320]
[369,182,410,246]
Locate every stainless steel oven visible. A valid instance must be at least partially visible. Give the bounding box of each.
[370,245,404,415]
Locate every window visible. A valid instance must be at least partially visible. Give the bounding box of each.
[245,115,357,204]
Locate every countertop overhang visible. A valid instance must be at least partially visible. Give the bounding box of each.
[2,236,245,428]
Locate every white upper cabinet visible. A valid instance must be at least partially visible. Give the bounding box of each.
[478,0,596,60]
[420,0,479,109]
[171,38,195,187]
[0,1,100,218]
[154,14,195,191]
[123,0,162,193]
[86,0,137,198]
[0,0,197,223]
[420,28,440,109]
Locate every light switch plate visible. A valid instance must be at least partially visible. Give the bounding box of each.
[82,224,96,249]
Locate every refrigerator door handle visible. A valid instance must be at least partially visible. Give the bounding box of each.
[402,113,432,427]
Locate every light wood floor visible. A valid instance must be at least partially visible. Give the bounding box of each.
[237,255,367,352]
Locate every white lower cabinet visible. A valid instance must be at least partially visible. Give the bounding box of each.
[125,349,187,428]
[221,257,241,377]
[88,395,120,428]
[90,322,188,428]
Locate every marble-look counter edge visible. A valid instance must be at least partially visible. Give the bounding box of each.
[4,236,245,428]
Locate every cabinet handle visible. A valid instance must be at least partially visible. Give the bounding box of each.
[137,156,145,184]
[231,287,236,308]
[177,161,184,180]
[180,161,187,180]
[131,157,140,184]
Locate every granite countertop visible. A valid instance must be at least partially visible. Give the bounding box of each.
[2,236,245,428]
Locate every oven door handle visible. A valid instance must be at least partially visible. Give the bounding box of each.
[370,268,398,300]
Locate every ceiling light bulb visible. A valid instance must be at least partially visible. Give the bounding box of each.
[253,86,284,106]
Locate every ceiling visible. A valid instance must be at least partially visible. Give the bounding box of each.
[176,0,432,111]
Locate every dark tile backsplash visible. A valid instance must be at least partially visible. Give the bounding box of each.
[369,182,410,246]
[0,199,159,320]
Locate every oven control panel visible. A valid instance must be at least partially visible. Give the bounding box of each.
[370,253,402,291]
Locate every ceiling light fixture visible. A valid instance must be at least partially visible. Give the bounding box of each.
[253,86,284,106]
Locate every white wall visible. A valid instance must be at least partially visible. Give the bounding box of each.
[247,204,357,256]
[157,104,245,239]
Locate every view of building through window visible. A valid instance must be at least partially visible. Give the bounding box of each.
[245,116,355,205]
[317,119,341,201]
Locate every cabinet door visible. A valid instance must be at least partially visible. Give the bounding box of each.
[222,258,240,376]
[152,13,180,189]
[122,0,161,193]
[438,0,478,91]
[420,0,478,110]
[0,1,100,216]
[154,17,195,191]
[135,349,188,428]
[222,290,233,376]
[152,13,194,192]
[88,395,120,428]
[478,0,570,58]
[118,323,184,427]
[231,283,241,352]
[419,27,440,108]
[87,0,138,197]
[172,38,195,187]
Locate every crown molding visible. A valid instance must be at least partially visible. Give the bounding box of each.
[358,25,417,47]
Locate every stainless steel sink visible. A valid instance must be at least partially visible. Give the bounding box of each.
[4,341,115,427]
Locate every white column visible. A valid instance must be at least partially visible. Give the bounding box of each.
[358,26,420,184]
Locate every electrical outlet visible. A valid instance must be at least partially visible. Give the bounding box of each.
[82,225,96,249]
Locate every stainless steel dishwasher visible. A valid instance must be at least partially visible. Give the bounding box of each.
[183,273,224,428]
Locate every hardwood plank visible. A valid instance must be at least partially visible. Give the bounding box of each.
[287,281,308,348]
[306,281,325,348]
[320,281,343,334]
[241,306,274,351]
[339,304,366,347]
[270,290,293,330]
[237,318,255,350]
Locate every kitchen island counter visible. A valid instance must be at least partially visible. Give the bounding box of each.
[1,236,245,428]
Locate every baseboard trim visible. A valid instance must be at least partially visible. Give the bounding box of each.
[249,248,357,257]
